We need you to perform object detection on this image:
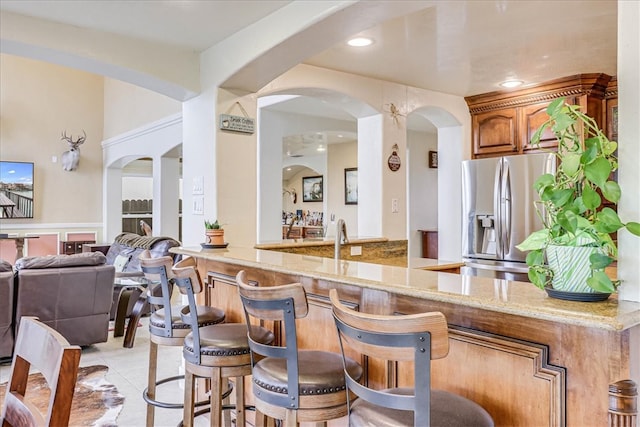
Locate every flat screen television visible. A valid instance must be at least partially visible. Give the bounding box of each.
[0,161,34,219]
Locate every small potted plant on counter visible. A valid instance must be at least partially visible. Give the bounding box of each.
[516,97,640,299]
[204,220,225,246]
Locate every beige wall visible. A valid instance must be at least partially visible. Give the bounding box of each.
[103,78,181,139]
[0,53,104,226]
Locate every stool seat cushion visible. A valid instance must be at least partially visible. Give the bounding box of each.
[349,387,494,427]
[253,350,363,396]
[184,323,274,356]
[150,305,225,337]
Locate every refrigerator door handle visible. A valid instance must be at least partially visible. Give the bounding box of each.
[502,161,512,252]
[494,159,502,258]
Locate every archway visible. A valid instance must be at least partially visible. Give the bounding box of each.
[407,106,463,261]
[257,89,376,243]
[102,115,182,241]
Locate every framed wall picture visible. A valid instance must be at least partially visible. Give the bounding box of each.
[302,176,323,202]
[344,167,358,205]
[428,151,438,168]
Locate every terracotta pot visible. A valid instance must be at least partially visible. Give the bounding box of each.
[205,229,225,245]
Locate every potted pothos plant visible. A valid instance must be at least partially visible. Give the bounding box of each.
[516,97,640,294]
[204,220,225,245]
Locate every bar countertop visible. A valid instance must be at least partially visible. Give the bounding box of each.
[254,236,388,249]
[171,245,640,332]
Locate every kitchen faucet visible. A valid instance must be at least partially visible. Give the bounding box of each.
[334,219,349,259]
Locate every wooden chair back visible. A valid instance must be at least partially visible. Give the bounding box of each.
[236,270,308,321]
[329,289,449,425]
[1,316,81,427]
[171,257,200,295]
[139,250,177,337]
[236,270,308,410]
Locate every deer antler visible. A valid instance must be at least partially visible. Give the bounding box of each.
[61,130,86,149]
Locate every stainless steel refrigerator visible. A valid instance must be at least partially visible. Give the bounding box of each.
[461,153,556,281]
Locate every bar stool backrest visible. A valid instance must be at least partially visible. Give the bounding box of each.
[329,289,450,426]
[0,316,81,426]
[139,250,176,338]
[236,270,308,410]
[171,258,206,364]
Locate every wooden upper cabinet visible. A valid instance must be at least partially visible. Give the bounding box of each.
[473,108,518,156]
[466,74,612,158]
[520,97,577,152]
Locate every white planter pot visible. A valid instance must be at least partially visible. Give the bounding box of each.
[546,245,600,293]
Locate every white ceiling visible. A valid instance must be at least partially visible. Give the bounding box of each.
[0,0,618,175]
[0,0,617,97]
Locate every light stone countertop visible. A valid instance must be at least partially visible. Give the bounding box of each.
[172,245,640,332]
[254,237,388,249]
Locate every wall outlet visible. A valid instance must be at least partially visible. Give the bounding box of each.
[391,198,399,213]
[350,246,362,256]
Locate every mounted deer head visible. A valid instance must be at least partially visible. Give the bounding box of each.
[60,130,86,171]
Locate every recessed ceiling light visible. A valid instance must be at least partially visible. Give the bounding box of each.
[347,37,373,47]
[499,80,524,88]
[317,145,326,152]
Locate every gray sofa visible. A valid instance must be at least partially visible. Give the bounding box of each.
[0,260,14,359]
[13,252,115,348]
[104,233,181,319]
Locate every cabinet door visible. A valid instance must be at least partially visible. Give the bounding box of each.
[472,108,518,157]
[520,101,560,152]
[60,241,75,255]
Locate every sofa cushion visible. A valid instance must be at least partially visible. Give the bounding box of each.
[113,254,131,272]
[0,260,12,272]
[15,252,107,270]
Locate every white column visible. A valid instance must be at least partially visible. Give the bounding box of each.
[437,126,463,262]
[103,166,123,242]
[182,89,218,247]
[152,156,180,238]
[357,115,383,237]
[617,0,640,303]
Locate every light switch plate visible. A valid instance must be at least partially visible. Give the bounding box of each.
[391,198,399,213]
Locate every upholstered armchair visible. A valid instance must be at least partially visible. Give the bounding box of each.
[13,252,115,347]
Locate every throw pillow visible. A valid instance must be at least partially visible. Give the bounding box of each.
[113,254,131,272]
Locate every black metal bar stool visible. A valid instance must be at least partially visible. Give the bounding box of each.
[139,251,226,427]
[236,270,363,427]
[330,288,495,426]
[172,260,275,427]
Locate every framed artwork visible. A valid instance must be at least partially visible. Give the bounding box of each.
[344,168,358,205]
[428,151,438,168]
[302,176,323,202]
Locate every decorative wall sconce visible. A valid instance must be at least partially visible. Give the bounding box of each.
[384,103,405,125]
[60,130,86,171]
[283,188,297,204]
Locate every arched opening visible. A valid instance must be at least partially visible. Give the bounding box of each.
[257,90,375,243]
[407,106,463,261]
[102,115,183,241]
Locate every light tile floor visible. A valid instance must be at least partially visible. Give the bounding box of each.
[1,318,349,427]
[1,317,207,427]
[0,317,347,427]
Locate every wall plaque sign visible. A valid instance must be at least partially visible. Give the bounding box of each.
[219,114,255,134]
[219,101,255,134]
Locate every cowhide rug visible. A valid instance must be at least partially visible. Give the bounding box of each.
[0,364,124,427]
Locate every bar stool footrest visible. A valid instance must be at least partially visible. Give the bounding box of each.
[143,374,211,409]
